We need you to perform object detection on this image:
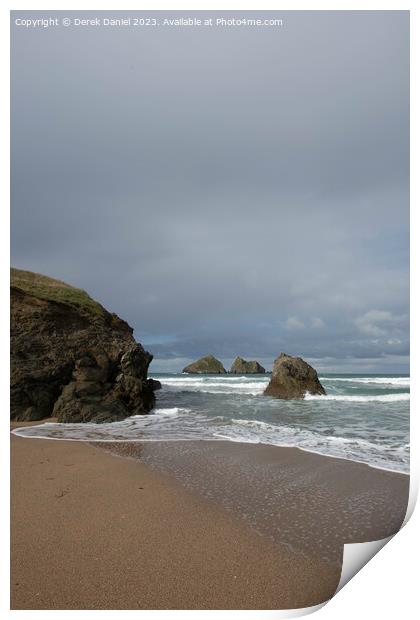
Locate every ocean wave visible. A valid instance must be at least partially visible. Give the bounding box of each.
[153,407,184,416]
[160,379,266,387]
[160,375,260,382]
[304,392,410,403]
[226,419,409,473]
[233,418,408,452]
[159,378,267,395]
[320,377,410,386]
[12,406,409,472]
[12,371,409,473]
[193,390,264,396]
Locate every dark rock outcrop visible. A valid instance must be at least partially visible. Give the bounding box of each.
[230,357,266,374]
[10,268,161,423]
[182,355,226,374]
[264,352,326,399]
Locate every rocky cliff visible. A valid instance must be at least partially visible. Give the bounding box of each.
[10,268,160,423]
[230,357,266,374]
[182,355,226,374]
[264,353,326,399]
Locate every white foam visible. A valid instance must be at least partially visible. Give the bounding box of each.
[12,408,409,473]
[227,419,410,473]
[153,407,183,416]
[304,392,410,403]
[320,376,410,387]
[159,378,267,395]
[160,375,256,382]
[197,388,265,396]
[160,380,266,388]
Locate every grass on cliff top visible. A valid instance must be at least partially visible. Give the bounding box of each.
[11,268,106,318]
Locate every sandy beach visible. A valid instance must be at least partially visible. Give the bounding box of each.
[10,426,409,610]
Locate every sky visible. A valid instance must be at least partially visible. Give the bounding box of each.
[11,11,409,373]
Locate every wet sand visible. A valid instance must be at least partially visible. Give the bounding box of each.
[113,440,409,566]
[11,428,409,610]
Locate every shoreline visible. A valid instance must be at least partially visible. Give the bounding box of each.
[11,423,410,477]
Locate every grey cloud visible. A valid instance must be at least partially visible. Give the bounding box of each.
[11,11,409,372]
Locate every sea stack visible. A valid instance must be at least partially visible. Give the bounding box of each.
[230,357,266,374]
[183,355,227,374]
[10,268,161,423]
[264,352,326,399]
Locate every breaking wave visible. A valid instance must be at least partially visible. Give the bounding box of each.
[12,408,409,473]
[160,377,267,395]
[219,419,410,473]
[304,393,410,403]
[321,376,410,387]
[12,373,409,473]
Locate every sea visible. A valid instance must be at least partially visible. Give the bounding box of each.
[13,373,410,474]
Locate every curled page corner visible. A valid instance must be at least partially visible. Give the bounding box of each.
[281,602,327,617]
[335,535,393,595]
[256,602,326,619]
[334,476,416,597]
[402,474,418,526]
[272,535,399,619]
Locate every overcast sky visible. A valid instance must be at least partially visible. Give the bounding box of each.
[11,11,409,372]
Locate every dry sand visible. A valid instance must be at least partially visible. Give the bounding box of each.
[11,432,341,610]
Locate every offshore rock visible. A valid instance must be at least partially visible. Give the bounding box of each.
[10,268,160,423]
[264,352,326,399]
[182,355,227,374]
[230,357,266,374]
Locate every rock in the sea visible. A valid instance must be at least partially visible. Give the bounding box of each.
[182,355,226,374]
[230,357,266,374]
[264,352,326,399]
[10,268,161,423]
